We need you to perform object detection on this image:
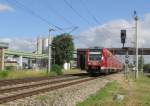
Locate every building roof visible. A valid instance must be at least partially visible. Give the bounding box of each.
[0,42,9,49]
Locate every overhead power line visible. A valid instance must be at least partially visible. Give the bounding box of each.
[63,0,93,26]
[78,0,113,41]
[40,1,79,34]
[5,0,63,32]
[39,0,75,27]
[80,0,100,25]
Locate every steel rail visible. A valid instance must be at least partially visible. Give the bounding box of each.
[0,73,86,87]
[0,76,86,93]
[0,77,97,104]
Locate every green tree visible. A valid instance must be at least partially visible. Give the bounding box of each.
[143,64,150,72]
[52,33,74,66]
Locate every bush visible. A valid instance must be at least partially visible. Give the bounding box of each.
[5,66,16,71]
[144,64,150,72]
[51,64,62,75]
[0,70,9,78]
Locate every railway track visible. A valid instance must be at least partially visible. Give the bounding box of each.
[0,73,95,104]
[0,73,119,104]
[0,76,86,93]
[0,73,82,87]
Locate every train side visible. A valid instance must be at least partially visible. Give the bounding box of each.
[100,48,122,73]
[77,48,123,74]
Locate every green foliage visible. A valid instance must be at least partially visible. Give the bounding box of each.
[5,66,16,71]
[52,33,74,66]
[0,70,9,78]
[51,64,62,75]
[143,64,150,72]
[0,70,49,79]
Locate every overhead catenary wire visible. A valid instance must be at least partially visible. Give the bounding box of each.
[76,0,115,44]
[39,0,75,27]
[33,0,78,34]
[39,1,79,34]
[80,0,100,25]
[5,0,63,32]
[79,0,130,45]
[63,0,93,27]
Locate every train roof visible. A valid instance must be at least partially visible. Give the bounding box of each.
[77,47,103,51]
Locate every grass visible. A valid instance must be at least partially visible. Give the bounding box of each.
[63,68,85,74]
[77,81,122,106]
[135,75,150,105]
[77,73,150,106]
[0,69,49,79]
[0,68,83,79]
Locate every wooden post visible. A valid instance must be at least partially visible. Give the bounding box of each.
[0,48,4,70]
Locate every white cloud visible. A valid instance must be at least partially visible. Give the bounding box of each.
[1,13,150,56]
[0,38,36,52]
[75,19,132,48]
[0,3,14,12]
[75,13,150,49]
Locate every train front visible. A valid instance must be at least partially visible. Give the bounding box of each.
[86,48,102,73]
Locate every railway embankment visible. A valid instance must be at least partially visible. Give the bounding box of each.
[77,73,150,106]
[2,73,123,106]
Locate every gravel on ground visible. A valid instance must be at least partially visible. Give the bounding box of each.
[2,73,123,106]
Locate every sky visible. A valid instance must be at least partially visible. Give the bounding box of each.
[0,0,150,52]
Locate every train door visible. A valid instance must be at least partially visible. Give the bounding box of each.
[80,54,86,70]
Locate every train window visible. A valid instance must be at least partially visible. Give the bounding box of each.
[89,54,101,61]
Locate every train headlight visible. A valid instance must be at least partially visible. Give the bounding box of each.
[88,62,91,65]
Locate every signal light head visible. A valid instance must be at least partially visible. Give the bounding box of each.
[121,30,126,48]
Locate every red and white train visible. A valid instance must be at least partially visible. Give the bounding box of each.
[77,47,123,74]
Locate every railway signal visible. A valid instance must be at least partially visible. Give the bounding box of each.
[123,47,129,80]
[120,30,129,80]
[121,30,126,48]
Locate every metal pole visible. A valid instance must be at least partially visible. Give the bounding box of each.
[141,43,143,75]
[134,11,139,79]
[48,29,54,72]
[54,47,55,64]
[125,48,129,80]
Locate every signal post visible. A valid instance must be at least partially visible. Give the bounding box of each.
[120,29,129,80]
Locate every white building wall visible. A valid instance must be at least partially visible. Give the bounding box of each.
[37,37,43,54]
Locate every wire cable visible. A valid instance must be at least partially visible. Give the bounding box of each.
[39,0,75,27]
[38,0,78,34]
[63,0,93,26]
[80,0,100,25]
[5,0,63,32]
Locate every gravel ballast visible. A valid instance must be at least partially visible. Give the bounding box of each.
[3,73,123,106]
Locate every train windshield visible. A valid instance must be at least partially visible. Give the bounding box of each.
[89,52,101,61]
